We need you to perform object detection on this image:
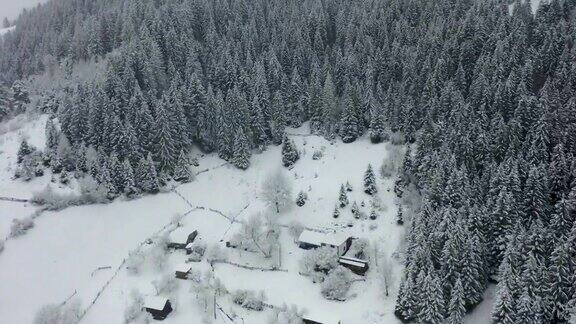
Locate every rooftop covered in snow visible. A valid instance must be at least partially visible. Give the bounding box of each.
[144,296,170,310]
[298,230,350,247]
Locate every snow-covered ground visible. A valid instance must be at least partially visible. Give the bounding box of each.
[0,117,493,323]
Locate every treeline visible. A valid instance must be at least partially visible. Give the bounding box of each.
[2,0,576,322]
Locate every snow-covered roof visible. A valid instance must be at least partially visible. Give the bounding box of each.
[174,263,192,273]
[298,230,349,247]
[169,227,193,243]
[339,256,368,268]
[144,296,169,310]
[302,310,340,324]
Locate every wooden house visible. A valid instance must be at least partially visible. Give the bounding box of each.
[174,263,192,279]
[339,256,369,275]
[297,230,352,256]
[143,297,172,320]
[168,228,198,250]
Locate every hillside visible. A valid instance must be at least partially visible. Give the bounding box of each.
[0,120,407,323]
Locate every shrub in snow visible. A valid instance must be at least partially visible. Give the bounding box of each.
[206,243,227,264]
[268,304,303,324]
[126,250,145,275]
[312,150,323,160]
[10,217,34,237]
[380,145,402,178]
[295,190,307,207]
[231,214,280,258]
[370,209,378,220]
[15,150,43,181]
[321,266,353,301]
[0,240,4,253]
[281,136,300,167]
[389,131,405,145]
[124,290,146,323]
[188,243,206,262]
[348,238,369,260]
[287,221,304,241]
[300,246,339,275]
[232,290,265,311]
[152,274,178,295]
[262,168,293,214]
[77,176,109,204]
[33,298,82,324]
[170,213,184,226]
[148,235,169,272]
[30,185,78,210]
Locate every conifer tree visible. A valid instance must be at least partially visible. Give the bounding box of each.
[339,84,360,143]
[17,139,33,163]
[137,153,160,194]
[173,150,194,183]
[339,184,349,208]
[122,159,139,199]
[270,91,286,145]
[333,204,340,218]
[231,128,251,170]
[446,278,466,324]
[396,205,404,225]
[281,136,299,168]
[364,164,377,195]
[296,191,307,207]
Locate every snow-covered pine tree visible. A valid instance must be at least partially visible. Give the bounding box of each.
[270,91,286,145]
[396,205,404,225]
[363,164,377,195]
[137,153,160,194]
[231,128,251,170]
[17,139,34,163]
[446,277,466,324]
[296,191,307,207]
[333,205,340,218]
[122,159,140,199]
[339,184,349,207]
[173,150,194,183]
[154,97,178,172]
[368,92,387,144]
[351,201,359,218]
[339,83,360,143]
[281,136,299,168]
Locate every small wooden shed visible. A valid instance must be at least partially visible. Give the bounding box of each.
[168,228,198,250]
[339,256,369,275]
[174,263,192,279]
[143,297,172,320]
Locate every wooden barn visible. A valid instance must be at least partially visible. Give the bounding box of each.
[339,256,369,275]
[298,230,352,256]
[168,228,198,250]
[143,297,173,320]
[174,263,192,279]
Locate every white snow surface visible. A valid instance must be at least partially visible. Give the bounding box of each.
[0,118,492,323]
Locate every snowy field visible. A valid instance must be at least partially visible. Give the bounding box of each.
[0,117,492,323]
